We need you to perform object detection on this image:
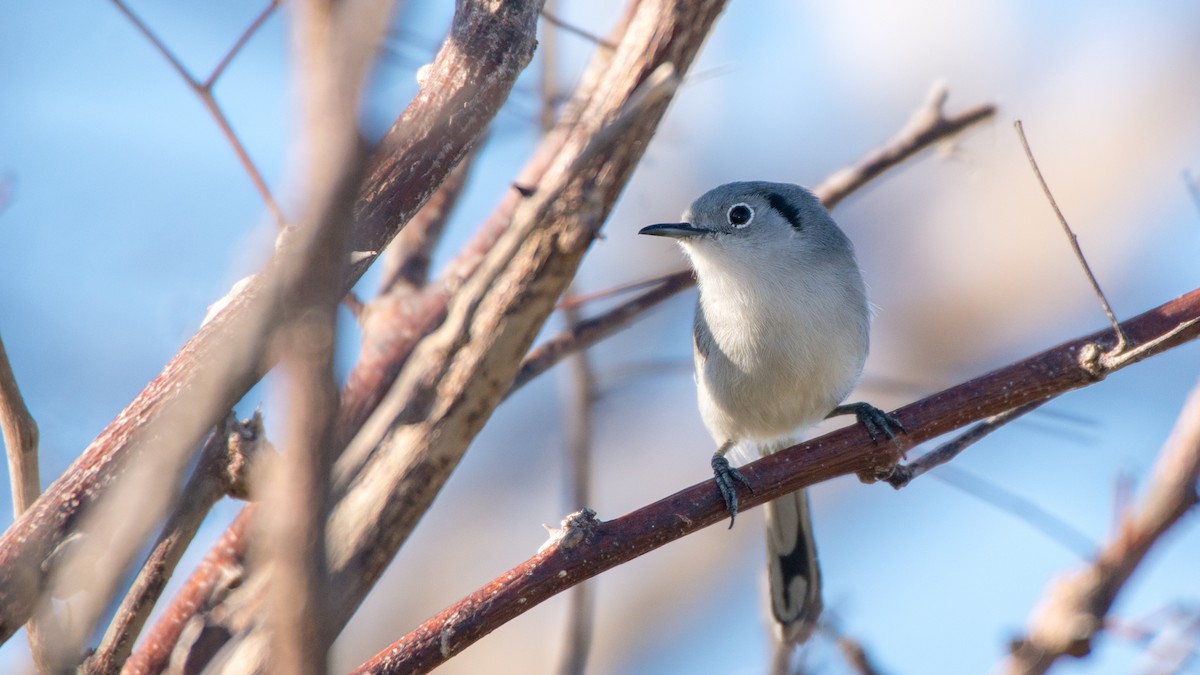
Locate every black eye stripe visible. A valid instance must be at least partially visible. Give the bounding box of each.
[764,192,803,229]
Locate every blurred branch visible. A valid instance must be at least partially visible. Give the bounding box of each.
[125,2,623,668]
[510,269,693,393]
[0,333,45,674]
[111,0,287,228]
[256,0,393,671]
[0,333,38,518]
[348,288,1200,673]
[931,465,1096,559]
[557,299,598,675]
[884,400,1044,487]
[1001,372,1200,674]
[319,0,693,640]
[1185,169,1200,216]
[543,8,599,672]
[0,0,535,658]
[541,9,619,50]
[79,414,263,675]
[814,82,996,209]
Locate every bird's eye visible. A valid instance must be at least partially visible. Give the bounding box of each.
[727,203,754,228]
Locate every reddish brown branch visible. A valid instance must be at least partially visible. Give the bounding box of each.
[79,414,263,675]
[0,333,38,518]
[110,0,287,228]
[0,0,539,651]
[1001,373,1200,674]
[0,334,45,673]
[350,288,1200,674]
[118,2,548,671]
[814,82,996,209]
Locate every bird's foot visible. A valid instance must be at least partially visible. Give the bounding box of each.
[829,402,906,443]
[711,452,753,529]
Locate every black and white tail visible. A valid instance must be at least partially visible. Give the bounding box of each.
[764,487,823,644]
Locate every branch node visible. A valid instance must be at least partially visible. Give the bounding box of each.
[539,508,599,553]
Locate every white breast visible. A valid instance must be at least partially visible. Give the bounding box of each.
[691,249,869,451]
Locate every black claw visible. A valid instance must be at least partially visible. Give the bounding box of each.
[832,402,906,443]
[711,453,753,529]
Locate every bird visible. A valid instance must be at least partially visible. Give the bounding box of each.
[639,181,901,645]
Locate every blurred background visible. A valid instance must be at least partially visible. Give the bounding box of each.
[3,1,1200,673]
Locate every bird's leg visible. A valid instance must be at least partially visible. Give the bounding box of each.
[712,441,753,529]
[828,402,905,443]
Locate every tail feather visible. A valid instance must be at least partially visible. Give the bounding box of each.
[764,488,823,644]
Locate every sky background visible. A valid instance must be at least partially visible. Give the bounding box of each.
[3,1,1200,673]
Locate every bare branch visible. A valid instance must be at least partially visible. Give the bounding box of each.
[1002,372,1200,674]
[110,0,287,228]
[814,82,996,209]
[121,2,548,670]
[322,0,706,636]
[253,0,394,671]
[884,400,1044,487]
[511,269,694,393]
[205,1,280,89]
[377,148,476,293]
[79,414,264,675]
[0,333,38,517]
[348,287,1200,674]
[557,296,598,675]
[0,0,540,652]
[541,9,619,50]
[0,333,46,675]
[1015,119,1128,352]
[1185,169,1200,216]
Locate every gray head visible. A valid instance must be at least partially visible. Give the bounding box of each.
[639,182,855,275]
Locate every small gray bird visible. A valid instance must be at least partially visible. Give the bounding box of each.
[639,181,900,644]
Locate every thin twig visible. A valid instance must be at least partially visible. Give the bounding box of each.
[884,399,1098,558]
[884,401,1044,487]
[555,272,688,311]
[543,8,598,671]
[205,0,280,89]
[510,269,694,394]
[0,334,39,516]
[557,300,598,675]
[80,413,264,675]
[1184,169,1200,217]
[1002,372,1200,674]
[931,465,1096,559]
[110,0,287,228]
[814,82,996,209]
[540,9,618,50]
[1015,120,1128,352]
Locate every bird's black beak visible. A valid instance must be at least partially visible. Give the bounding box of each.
[638,222,707,238]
